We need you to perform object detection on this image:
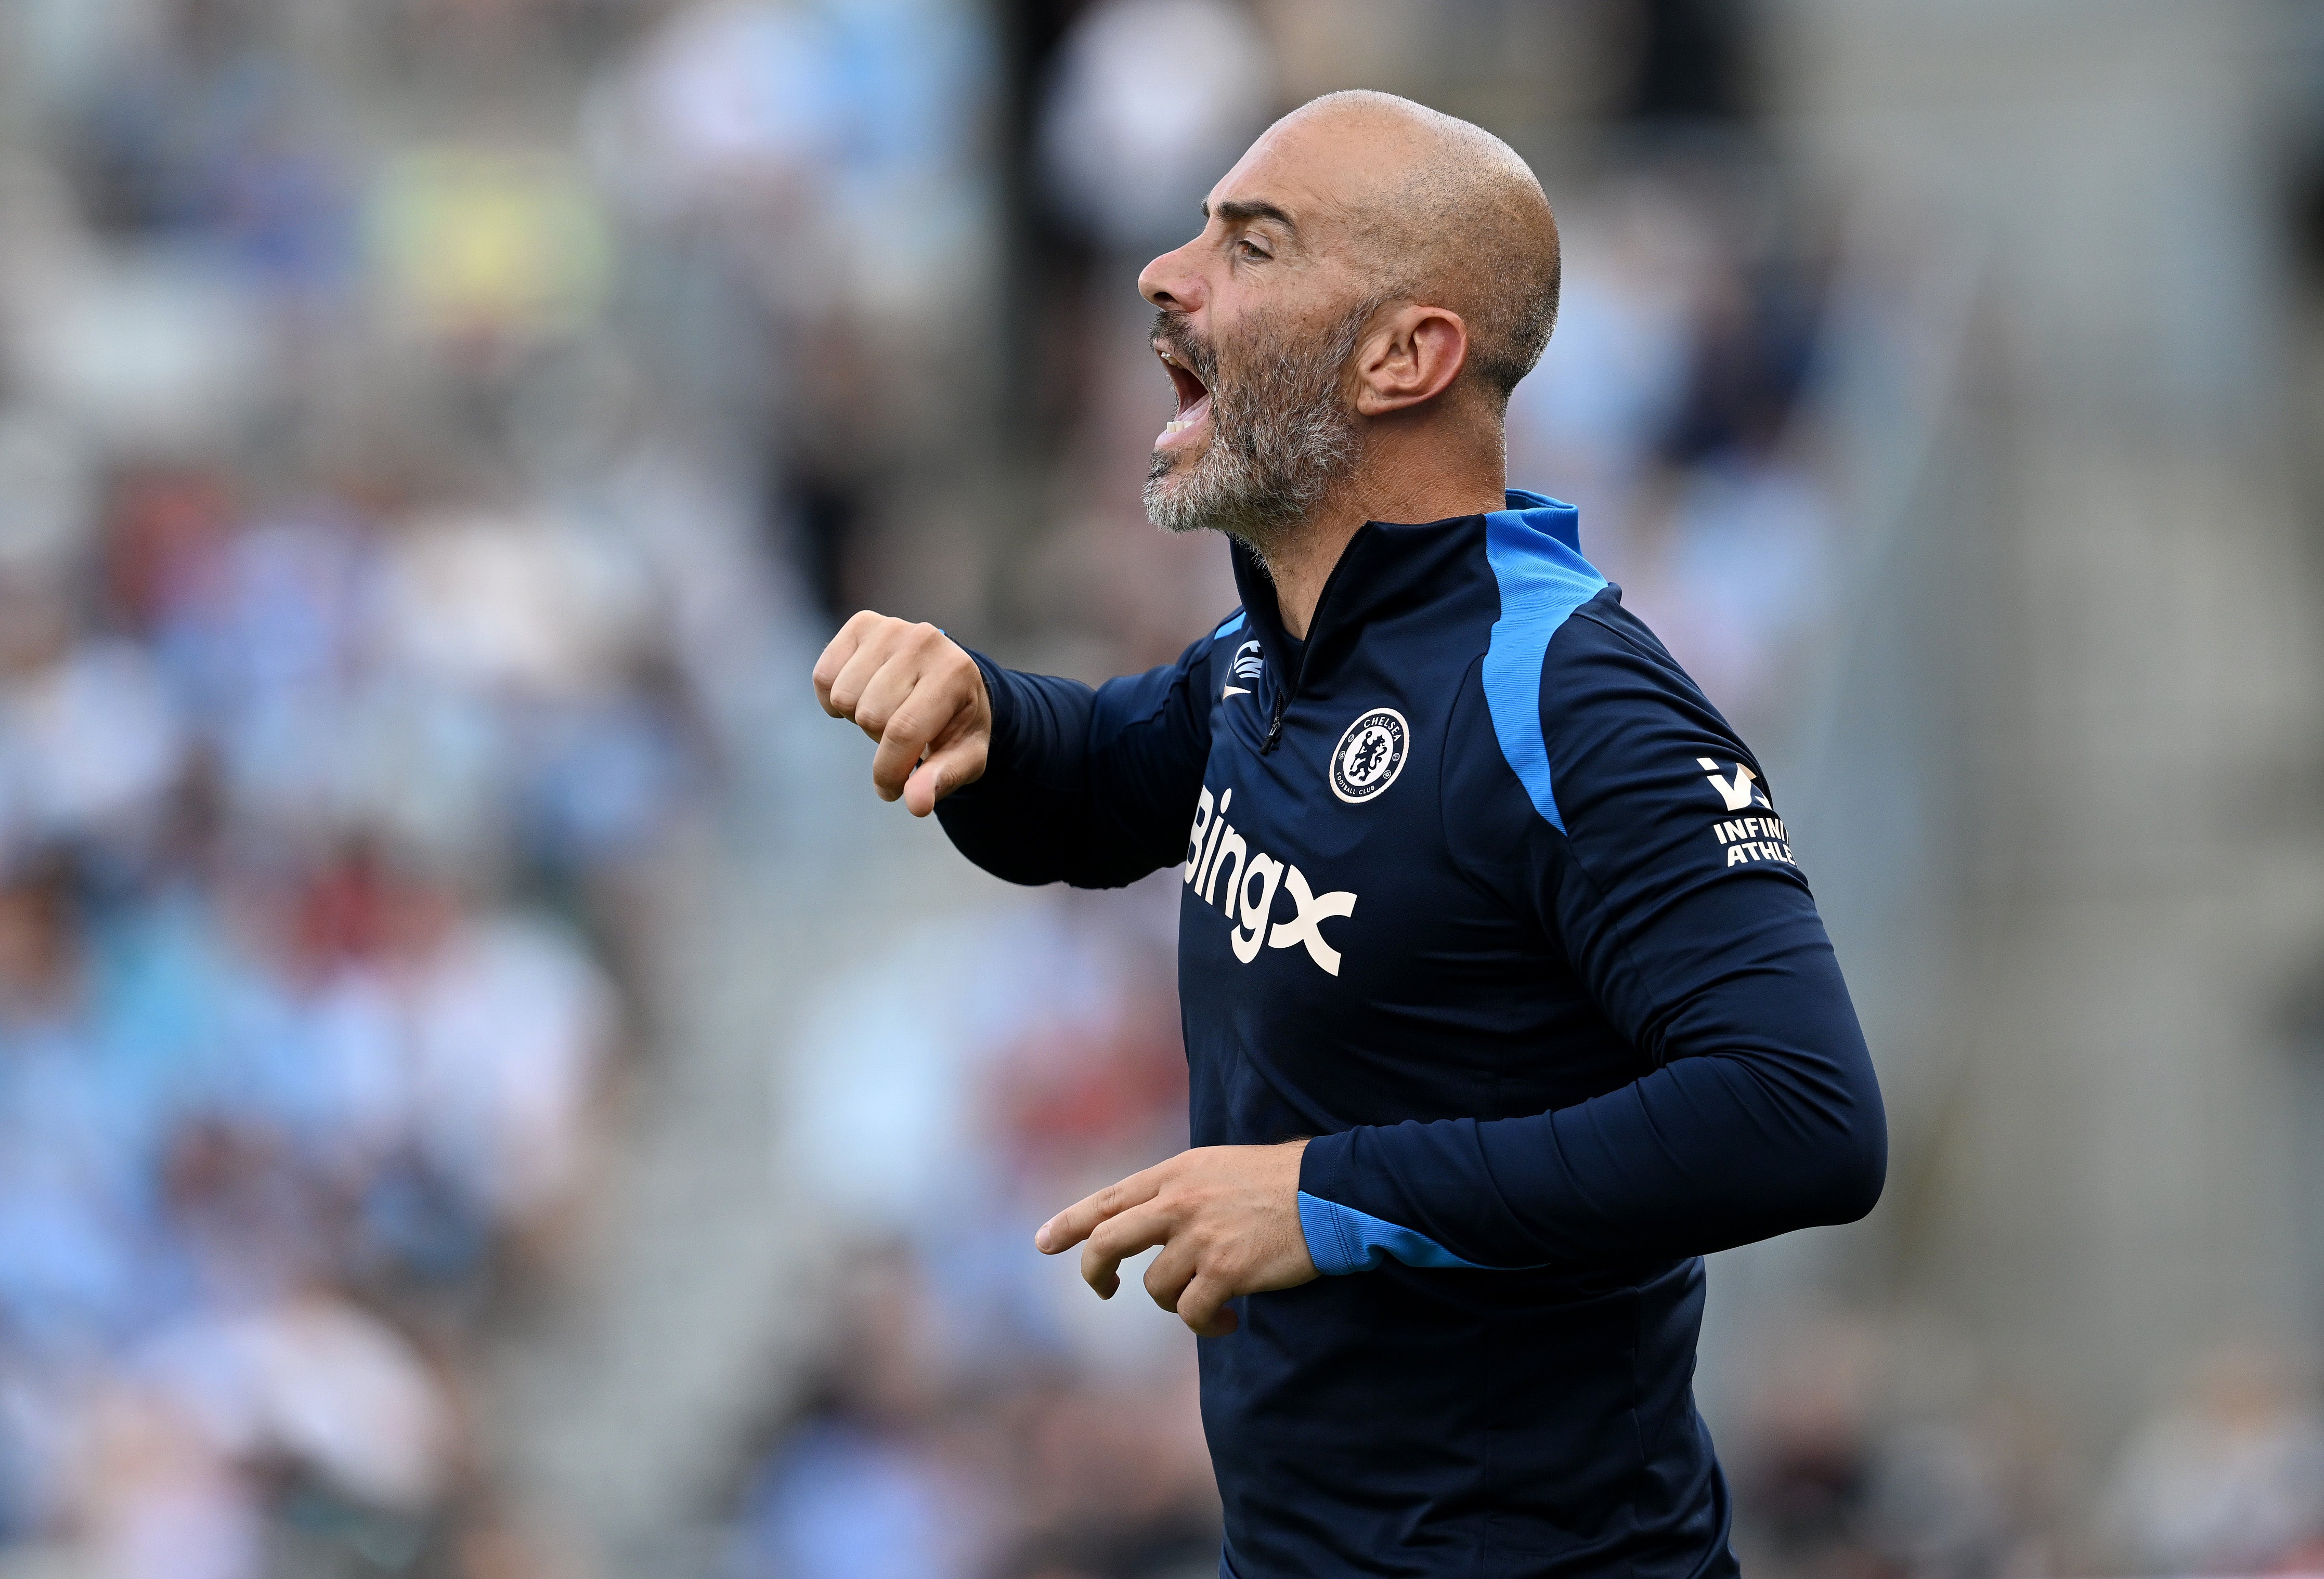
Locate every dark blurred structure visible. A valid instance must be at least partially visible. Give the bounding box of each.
[1617,0,1756,125]
[0,2,2318,1577]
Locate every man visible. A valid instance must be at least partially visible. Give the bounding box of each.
[812,91,1885,1579]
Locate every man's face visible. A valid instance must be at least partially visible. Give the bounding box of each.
[1136,123,1381,548]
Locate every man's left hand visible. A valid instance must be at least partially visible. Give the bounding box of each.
[1035,1140,1318,1337]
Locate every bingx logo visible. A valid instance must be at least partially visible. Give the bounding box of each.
[1184,784,1358,974]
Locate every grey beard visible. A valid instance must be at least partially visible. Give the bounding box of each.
[1143,301,1378,554]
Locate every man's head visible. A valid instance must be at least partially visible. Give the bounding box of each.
[1139,91,1560,551]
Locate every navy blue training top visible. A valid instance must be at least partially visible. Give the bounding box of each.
[936,491,1886,1579]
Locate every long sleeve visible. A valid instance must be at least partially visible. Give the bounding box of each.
[933,628,1219,890]
[1295,602,1886,1274]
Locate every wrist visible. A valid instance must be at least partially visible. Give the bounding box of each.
[1296,1128,1349,1203]
[954,648,1011,786]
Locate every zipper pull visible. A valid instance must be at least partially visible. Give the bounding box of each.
[1262,709,1286,753]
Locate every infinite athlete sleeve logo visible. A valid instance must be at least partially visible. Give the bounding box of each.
[1697,757,1770,811]
[1697,758,1797,870]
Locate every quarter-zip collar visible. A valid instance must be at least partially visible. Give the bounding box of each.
[1228,489,1580,751]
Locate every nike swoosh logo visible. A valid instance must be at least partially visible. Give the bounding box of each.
[1223,686,1250,698]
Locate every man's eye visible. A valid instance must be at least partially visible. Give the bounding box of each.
[1237,238,1269,261]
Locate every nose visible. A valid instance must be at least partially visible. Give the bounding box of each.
[1138,241,1205,314]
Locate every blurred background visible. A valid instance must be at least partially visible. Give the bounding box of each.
[0,0,2320,1575]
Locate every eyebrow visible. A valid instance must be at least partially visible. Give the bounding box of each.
[1202,198,1299,234]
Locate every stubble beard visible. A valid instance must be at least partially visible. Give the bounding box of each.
[1142,300,1380,565]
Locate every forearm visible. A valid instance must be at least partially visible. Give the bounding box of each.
[1296,945,1886,1274]
[934,657,1105,885]
[934,651,1208,889]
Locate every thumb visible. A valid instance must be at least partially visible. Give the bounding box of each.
[902,737,985,817]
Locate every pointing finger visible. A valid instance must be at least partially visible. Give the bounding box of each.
[1036,1167,1163,1256]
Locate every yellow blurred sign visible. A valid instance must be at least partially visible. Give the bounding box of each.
[371,147,612,341]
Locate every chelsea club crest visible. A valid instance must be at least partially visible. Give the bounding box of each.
[1330,708,1409,804]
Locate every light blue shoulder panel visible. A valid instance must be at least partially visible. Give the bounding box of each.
[1298,1191,1485,1276]
[1481,489,1606,834]
[1211,610,1246,641]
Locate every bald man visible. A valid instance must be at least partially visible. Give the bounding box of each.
[814,92,1885,1578]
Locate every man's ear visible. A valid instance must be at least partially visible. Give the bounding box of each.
[1353,304,1470,416]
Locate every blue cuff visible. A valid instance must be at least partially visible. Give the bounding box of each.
[1296,1191,1486,1276]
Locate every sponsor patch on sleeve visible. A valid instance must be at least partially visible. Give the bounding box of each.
[1697,758,1799,870]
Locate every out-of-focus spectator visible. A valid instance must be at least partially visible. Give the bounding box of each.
[1507,166,1838,734]
[784,885,1188,1367]
[2101,1341,2324,1576]
[0,7,709,1543]
[143,1293,453,1514]
[586,0,997,618]
[726,1249,986,1579]
[1505,181,1706,567]
[747,882,1218,1573]
[1728,1312,2058,1579]
[0,622,184,867]
[1037,0,1276,255]
[0,863,168,1357]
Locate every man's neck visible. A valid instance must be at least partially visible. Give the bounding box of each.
[1261,466,1507,638]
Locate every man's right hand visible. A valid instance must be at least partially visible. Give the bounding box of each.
[812,612,992,817]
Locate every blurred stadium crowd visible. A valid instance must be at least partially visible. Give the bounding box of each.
[0,1,2317,1577]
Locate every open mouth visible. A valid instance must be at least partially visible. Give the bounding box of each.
[1155,343,1213,450]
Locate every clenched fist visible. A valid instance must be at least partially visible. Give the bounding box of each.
[812,612,992,816]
